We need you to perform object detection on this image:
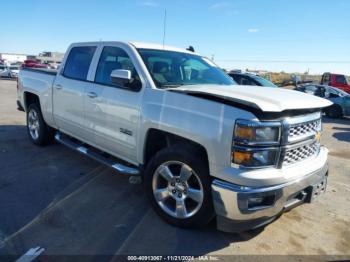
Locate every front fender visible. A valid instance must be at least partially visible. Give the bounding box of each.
[137,88,257,176]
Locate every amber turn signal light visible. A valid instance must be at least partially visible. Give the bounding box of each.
[235,126,254,140]
[233,151,252,164]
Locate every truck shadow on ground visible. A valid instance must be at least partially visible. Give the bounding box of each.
[0,125,264,258]
[322,116,350,143]
[322,116,350,125]
[332,127,350,143]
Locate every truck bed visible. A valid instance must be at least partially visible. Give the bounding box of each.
[21,67,57,75]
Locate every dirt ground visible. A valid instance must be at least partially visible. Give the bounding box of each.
[0,79,349,261]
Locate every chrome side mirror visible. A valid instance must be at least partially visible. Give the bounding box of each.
[111,69,132,86]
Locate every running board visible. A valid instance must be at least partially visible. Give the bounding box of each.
[54,132,140,177]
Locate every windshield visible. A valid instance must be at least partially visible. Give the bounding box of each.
[138,49,236,88]
[251,75,277,87]
[328,86,349,97]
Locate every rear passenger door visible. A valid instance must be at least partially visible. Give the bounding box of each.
[53,45,97,140]
[84,45,143,164]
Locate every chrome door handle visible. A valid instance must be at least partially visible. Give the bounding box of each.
[55,84,63,90]
[87,92,98,98]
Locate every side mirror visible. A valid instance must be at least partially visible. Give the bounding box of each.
[111,69,132,87]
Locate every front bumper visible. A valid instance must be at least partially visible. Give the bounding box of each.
[211,160,328,232]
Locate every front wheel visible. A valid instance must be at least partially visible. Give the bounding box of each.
[144,145,214,228]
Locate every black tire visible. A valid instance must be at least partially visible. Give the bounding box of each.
[26,103,54,146]
[325,104,343,118]
[144,144,215,228]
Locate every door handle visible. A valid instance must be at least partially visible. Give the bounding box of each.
[87,92,98,98]
[55,84,63,90]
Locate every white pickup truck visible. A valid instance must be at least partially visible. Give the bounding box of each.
[17,41,332,232]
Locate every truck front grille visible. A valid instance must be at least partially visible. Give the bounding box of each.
[282,142,320,166]
[288,119,321,143]
[279,112,322,167]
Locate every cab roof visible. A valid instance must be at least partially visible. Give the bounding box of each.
[129,41,197,54]
[70,41,198,55]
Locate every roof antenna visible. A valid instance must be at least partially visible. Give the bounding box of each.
[162,9,167,48]
[187,46,195,52]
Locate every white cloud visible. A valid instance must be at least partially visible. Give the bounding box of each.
[140,1,158,7]
[248,28,259,33]
[209,1,231,10]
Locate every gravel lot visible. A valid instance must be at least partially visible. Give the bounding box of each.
[0,79,349,260]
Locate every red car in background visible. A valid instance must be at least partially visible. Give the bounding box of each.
[321,73,350,94]
[21,59,49,69]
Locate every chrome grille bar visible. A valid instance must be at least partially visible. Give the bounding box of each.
[279,112,322,167]
[282,112,321,144]
[282,142,320,166]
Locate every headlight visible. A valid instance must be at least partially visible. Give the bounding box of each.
[234,120,281,146]
[232,148,279,168]
[232,119,281,168]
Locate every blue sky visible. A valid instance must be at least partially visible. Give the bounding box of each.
[1,0,349,74]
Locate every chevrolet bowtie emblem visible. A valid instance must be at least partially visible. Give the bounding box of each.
[315,131,321,142]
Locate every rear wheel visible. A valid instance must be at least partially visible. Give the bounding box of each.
[325,104,343,118]
[144,145,214,228]
[26,103,54,146]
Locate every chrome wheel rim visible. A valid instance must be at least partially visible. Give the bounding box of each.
[152,161,204,219]
[28,109,40,140]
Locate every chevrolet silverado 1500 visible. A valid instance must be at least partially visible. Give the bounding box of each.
[17,41,332,232]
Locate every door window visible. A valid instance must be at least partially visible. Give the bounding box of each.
[63,46,96,81]
[95,46,141,90]
[322,74,330,84]
[240,76,257,86]
[304,85,317,94]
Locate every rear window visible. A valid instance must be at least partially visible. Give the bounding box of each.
[63,46,96,80]
[335,75,348,85]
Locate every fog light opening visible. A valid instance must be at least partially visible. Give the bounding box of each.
[248,194,275,209]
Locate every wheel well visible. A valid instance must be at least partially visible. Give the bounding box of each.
[332,104,343,113]
[143,129,209,165]
[24,92,40,110]
[327,103,343,112]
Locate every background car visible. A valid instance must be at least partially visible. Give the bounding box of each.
[228,71,277,87]
[321,73,350,94]
[295,84,350,118]
[21,59,49,69]
[0,64,11,78]
[8,65,20,78]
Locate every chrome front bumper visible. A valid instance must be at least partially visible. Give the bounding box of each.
[211,162,328,232]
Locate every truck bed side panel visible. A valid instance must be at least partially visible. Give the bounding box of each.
[18,69,57,128]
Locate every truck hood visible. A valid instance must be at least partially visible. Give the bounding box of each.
[168,85,332,112]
